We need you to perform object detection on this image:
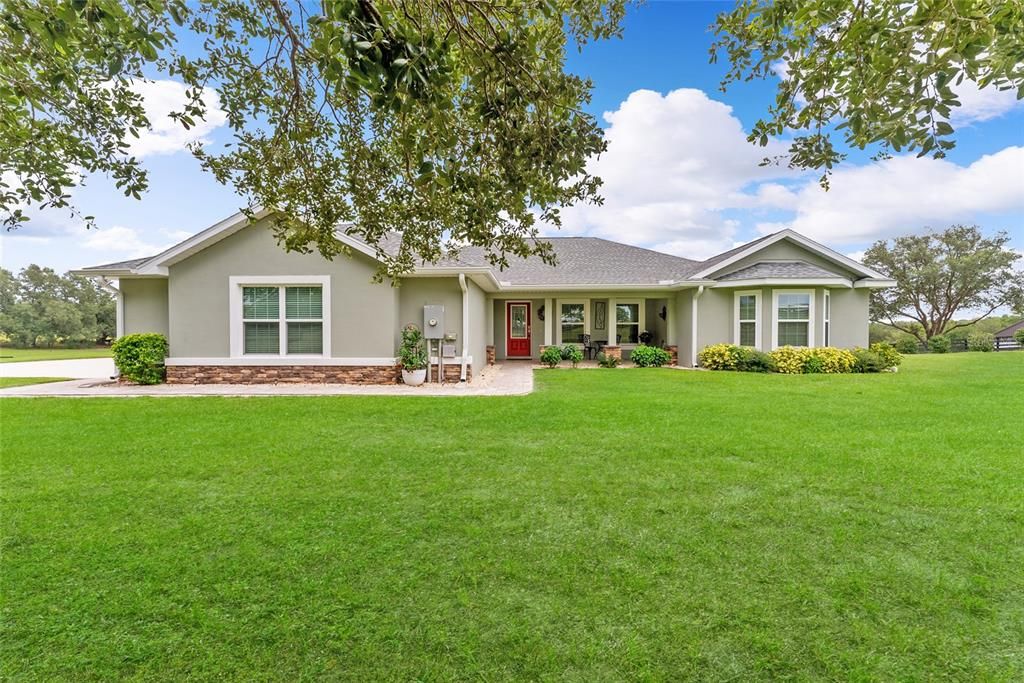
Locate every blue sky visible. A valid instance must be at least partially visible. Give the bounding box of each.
[3,1,1022,274]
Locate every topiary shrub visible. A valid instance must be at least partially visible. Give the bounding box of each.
[630,344,671,367]
[540,346,562,368]
[596,352,619,368]
[852,349,885,373]
[966,332,995,352]
[869,341,903,369]
[894,337,919,354]
[928,335,951,354]
[111,333,168,384]
[698,343,740,370]
[561,343,584,367]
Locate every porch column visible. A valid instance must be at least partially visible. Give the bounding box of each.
[666,295,676,345]
[485,297,494,345]
[544,297,553,346]
[607,297,616,344]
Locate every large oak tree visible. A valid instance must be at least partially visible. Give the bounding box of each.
[2,1,1022,276]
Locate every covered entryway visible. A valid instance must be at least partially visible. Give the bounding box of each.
[506,302,532,358]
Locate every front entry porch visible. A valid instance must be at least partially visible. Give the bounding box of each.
[486,293,680,363]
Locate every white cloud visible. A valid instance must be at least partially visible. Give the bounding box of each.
[951,80,1024,124]
[762,146,1024,244]
[81,225,185,257]
[552,88,794,258]
[128,80,227,157]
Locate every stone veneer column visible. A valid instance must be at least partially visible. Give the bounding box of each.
[602,346,621,361]
[665,345,678,366]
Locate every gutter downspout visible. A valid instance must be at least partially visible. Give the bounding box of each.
[691,285,705,367]
[458,273,469,382]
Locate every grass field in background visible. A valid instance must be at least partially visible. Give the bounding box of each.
[0,347,111,363]
[0,377,71,389]
[2,353,1022,679]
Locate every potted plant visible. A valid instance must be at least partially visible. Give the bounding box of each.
[399,324,428,386]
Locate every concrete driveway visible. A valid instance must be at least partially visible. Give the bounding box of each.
[0,358,116,379]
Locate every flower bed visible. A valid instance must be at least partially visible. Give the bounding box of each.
[698,342,902,374]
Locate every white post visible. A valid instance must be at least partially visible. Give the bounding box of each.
[666,295,676,345]
[544,297,553,346]
[691,286,705,367]
[607,297,616,344]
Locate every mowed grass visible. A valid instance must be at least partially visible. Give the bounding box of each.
[0,377,70,389]
[2,354,1022,680]
[0,346,111,363]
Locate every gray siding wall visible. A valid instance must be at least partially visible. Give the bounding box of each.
[167,219,398,358]
[398,277,463,348]
[828,288,870,348]
[120,278,169,337]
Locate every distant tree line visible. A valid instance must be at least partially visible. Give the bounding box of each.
[0,266,115,347]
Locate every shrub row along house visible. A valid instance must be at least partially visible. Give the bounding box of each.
[75,211,895,384]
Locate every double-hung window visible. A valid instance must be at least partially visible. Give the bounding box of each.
[734,291,760,348]
[560,301,587,344]
[774,290,813,348]
[616,302,641,344]
[233,277,330,357]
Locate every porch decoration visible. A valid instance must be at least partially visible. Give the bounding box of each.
[594,301,606,330]
[399,324,429,386]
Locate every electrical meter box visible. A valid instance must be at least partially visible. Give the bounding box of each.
[423,305,445,339]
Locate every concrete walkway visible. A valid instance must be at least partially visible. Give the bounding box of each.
[0,358,116,379]
[0,361,534,397]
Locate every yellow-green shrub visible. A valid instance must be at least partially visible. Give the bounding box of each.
[810,346,857,373]
[770,346,808,374]
[698,343,739,370]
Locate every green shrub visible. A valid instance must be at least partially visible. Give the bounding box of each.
[630,344,671,367]
[698,343,740,370]
[770,346,808,374]
[852,349,885,373]
[869,341,903,368]
[803,354,824,374]
[811,347,857,373]
[1014,328,1024,345]
[561,344,584,367]
[966,332,995,352]
[399,325,428,370]
[111,333,168,384]
[928,335,951,354]
[596,352,619,368]
[734,347,776,373]
[894,337,919,354]
[540,346,562,368]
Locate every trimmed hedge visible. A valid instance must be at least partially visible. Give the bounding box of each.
[698,343,901,375]
[111,333,168,384]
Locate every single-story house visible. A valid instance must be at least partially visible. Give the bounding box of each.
[75,211,895,383]
[994,319,1024,345]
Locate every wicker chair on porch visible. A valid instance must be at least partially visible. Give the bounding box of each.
[577,334,595,360]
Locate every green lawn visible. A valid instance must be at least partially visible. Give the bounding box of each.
[0,377,70,389]
[2,354,1022,680]
[0,346,111,363]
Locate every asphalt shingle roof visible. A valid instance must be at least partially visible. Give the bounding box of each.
[79,257,153,271]
[716,260,847,281]
[994,319,1024,338]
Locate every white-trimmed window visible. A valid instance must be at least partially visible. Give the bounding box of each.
[734,291,760,348]
[230,276,331,357]
[615,300,643,344]
[559,300,588,344]
[824,290,831,347]
[773,290,814,348]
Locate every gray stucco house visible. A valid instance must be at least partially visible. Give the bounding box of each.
[75,211,895,384]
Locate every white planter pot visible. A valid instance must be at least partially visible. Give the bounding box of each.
[401,368,427,386]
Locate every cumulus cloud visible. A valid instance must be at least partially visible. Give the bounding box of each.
[80,225,189,258]
[760,146,1024,244]
[128,79,228,157]
[951,80,1024,124]
[551,88,794,258]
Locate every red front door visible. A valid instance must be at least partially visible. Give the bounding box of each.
[506,302,532,357]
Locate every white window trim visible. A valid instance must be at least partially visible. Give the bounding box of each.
[557,299,590,345]
[771,288,815,349]
[612,299,645,346]
[229,275,331,359]
[734,290,761,350]
[824,290,831,347]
